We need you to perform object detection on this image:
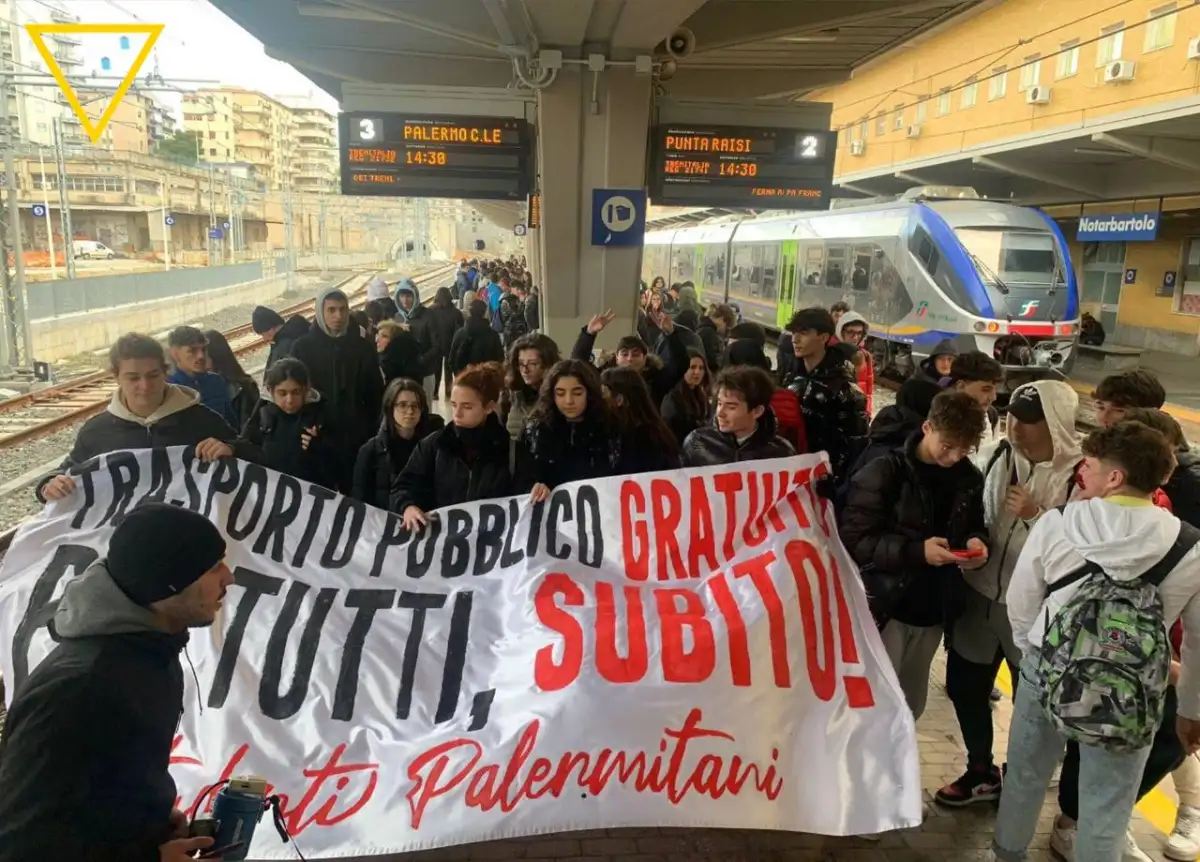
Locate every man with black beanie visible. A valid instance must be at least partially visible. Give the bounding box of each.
[252,304,310,374]
[0,503,233,862]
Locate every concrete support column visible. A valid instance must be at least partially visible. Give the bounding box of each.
[536,68,652,350]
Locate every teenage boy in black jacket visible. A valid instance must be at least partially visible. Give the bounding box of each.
[839,391,990,719]
[0,504,234,862]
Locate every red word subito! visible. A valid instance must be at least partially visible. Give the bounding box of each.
[170,737,378,836]
[534,544,874,708]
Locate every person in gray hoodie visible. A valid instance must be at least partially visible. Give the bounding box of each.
[290,287,383,490]
[0,503,234,862]
[937,380,1083,809]
[394,278,439,398]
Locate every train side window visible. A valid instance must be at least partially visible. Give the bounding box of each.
[911,228,940,273]
[825,246,847,288]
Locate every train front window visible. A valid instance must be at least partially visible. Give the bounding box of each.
[955,228,1058,286]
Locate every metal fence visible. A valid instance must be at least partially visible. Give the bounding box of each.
[26,261,268,320]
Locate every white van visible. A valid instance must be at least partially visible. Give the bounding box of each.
[72,240,115,260]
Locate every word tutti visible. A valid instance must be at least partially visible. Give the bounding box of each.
[405,707,781,829]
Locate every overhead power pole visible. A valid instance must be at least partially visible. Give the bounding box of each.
[0,68,32,371]
[53,118,76,280]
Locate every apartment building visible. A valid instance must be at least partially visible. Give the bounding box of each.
[814,0,1200,355]
[182,87,306,191]
[0,0,87,147]
[77,89,153,155]
[281,97,337,193]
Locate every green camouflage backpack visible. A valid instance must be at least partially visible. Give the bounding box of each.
[1035,516,1200,752]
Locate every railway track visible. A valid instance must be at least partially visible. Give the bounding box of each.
[0,261,457,556]
[0,263,456,452]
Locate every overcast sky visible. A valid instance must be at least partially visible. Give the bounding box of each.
[56,0,339,116]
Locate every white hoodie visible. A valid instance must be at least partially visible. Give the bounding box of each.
[966,380,1082,603]
[1007,497,1200,719]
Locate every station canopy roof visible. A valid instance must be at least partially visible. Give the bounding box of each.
[208,0,986,103]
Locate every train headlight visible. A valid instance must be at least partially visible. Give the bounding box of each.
[986,322,1001,333]
[973,322,986,332]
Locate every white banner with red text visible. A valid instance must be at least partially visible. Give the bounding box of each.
[0,447,919,858]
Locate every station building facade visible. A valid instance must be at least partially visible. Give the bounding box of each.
[814,0,1200,355]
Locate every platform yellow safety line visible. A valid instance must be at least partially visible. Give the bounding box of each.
[993,664,1179,835]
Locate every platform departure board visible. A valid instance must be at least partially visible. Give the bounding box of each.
[648,124,837,209]
[339,112,532,201]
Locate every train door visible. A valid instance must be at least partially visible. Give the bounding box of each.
[776,240,798,329]
[1081,242,1126,333]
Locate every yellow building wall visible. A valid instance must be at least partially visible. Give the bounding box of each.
[814,0,1200,177]
[1114,219,1199,334]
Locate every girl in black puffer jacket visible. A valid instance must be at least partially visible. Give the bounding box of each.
[352,378,444,510]
[525,359,621,503]
[390,363,515,529]
[243,358,337,489]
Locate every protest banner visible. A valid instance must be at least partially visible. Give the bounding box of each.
[0,447,919,857]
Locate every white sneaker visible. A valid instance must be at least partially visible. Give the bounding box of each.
[1050,819,1076,862]
[1123,828,1154,862]
[1167,805,1200,861]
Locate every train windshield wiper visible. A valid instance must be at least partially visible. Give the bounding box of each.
[968,252,1011,294]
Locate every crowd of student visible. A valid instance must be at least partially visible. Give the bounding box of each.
[11,258,1200,862]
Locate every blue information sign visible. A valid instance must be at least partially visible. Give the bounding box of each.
[31,203,46,218]
[1077,213,1159,242]
[591,189,647,247]
[164,215,175,226]
[208,227,223,240]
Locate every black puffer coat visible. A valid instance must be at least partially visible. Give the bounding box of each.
[450,315,505,374]
[847,403,925,478]
[390,414,514,513]
[243,392,338,488]
[290,322,384,452]
[838,432,987,625]
[1167,449,1200,529]
[695,317,725,371]
[524,411,621,487]
[265,314,310,372]
[352,413,445,510]
[380,329,426,384]
[680,409,795,467]
[428,303,463,362]
[786,346,869,479]
[227,377,260,435]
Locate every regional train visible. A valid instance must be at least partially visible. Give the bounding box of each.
[642,186,1080,389]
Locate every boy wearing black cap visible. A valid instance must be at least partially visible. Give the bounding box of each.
[0,503,234,862]
[936,380,1082,809]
